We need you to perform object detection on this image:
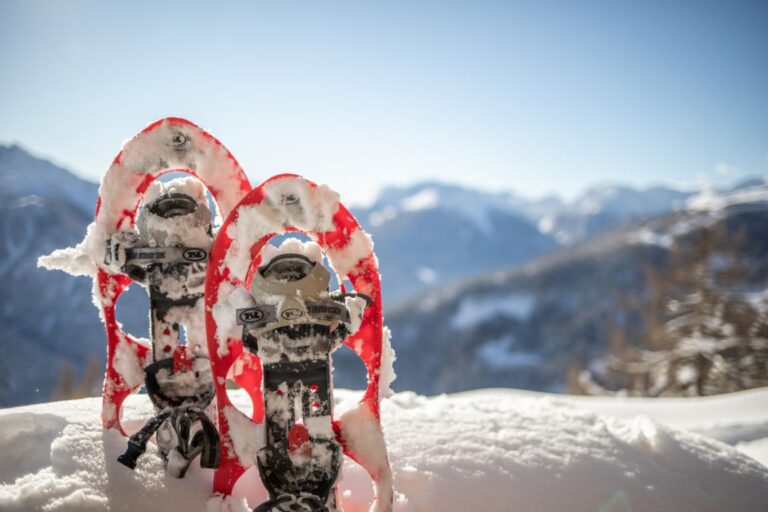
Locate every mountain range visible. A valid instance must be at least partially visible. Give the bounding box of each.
[0,143,763,404]
[0,145,148,406]
[353,180,705,302]
[386,180,768,394]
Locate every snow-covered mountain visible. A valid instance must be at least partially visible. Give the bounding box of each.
[0,387,766,511]
[351,182,560,303]
[0,145,97,216]
[386,179,768,395]
[353,181,711,301]
[2,142,762,405]
[536,183,695,244]
[0,146,147,406]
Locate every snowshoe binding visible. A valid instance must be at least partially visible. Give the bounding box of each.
[114,178,220,476]
[236,242,369,512]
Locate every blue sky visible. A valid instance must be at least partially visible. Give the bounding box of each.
[1,0,766,204]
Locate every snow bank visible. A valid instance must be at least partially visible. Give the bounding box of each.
[1,388,767,512]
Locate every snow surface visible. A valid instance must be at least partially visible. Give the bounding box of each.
[1,387,767,512]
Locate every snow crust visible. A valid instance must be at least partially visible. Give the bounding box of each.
[112,335,146,390]
[378,327,396,400]
[211,282,255,357]
[339,403,393,511]
[1,387,767,512]
[323,228,375,279]
[222,406,265,468]
[259,237,324,268]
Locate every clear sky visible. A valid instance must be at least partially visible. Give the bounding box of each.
[1,0,766,204]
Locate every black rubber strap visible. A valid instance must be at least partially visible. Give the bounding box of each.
[186,407,221,469]
[117,409,173,470]
[117,406,220,473]
[143,358,215,410]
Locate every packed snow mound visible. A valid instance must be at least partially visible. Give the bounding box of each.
[1,388,767,512]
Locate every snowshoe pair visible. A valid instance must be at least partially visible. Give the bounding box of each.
[114,196,365,509]
[39,118,394,512]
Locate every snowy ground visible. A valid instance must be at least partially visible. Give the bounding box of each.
[0,387,766,512]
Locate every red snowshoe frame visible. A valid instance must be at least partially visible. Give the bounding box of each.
[93,117,251,433]
[204,174,393,510]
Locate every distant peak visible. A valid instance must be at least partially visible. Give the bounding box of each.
[686,179,768,212]
[0,143,27,155]
[401,187,440,211]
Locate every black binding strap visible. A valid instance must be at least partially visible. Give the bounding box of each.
[117,406,220,474]
[236,293,368,337]
[187,407,221,470]
[143,358,215,410]
[256,440,340,510]
[117,409,173,470]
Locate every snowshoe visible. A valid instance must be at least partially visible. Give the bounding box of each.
[234,247,366,510]
[38,117,251,440]
[204,174,394,511]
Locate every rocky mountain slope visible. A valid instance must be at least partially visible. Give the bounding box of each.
[0,146,147,406]
[386,180,768,394]
[353,181,701,301]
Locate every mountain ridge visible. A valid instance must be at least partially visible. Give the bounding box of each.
[1,142,763,404]
[386,180,768,394]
